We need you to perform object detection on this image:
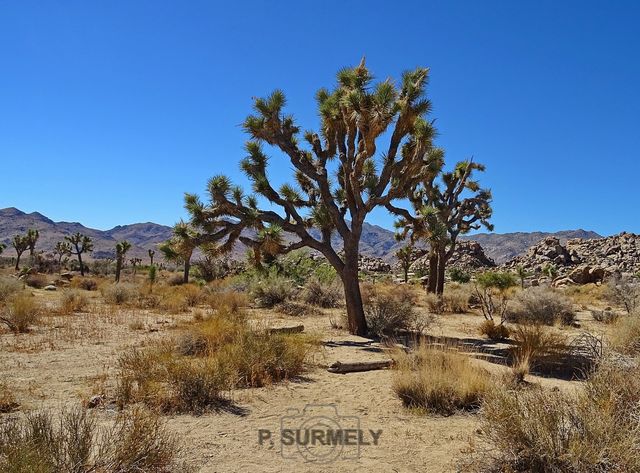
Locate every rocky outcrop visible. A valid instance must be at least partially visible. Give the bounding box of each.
[504,233,640,285]
[409,240,496,274]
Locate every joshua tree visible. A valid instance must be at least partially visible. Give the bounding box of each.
[26,229,39,256]
[516,265,530,289]
[159,222,200,284]
[396,160,493,295]
[11,235,29,270]
[130,257,142,276]
[183,61,441,335]
[0,243,5,256]
[64,233,94,276]
[396,244,414,283]
[148,264,157,293]
[114,241,131,283]
[148,249,155,266]
[53,241,72,267]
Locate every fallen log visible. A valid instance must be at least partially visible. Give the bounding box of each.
[327,359,394,374]
[268,325,304,335]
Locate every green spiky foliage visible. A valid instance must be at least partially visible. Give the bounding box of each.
[114,240,132,283]
[53,241,72,266]
[159,221,201,284]
[11,234,30,270]
[184,60,441,335]
[396,244,415,283]
[26,229,39,256]
[64,232,94,276]
[396,160,493,295]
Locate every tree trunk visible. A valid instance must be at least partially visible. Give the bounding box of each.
[403,266,408,283]
[15,253,21,271]
[436,249,447,295]
[115,258,122,282]
[183,258,190,284]
[150,255,154,266]
[427,253,438,293]
[341,241,368,336]
[78,253,84,276]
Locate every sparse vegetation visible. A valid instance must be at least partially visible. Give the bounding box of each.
[609,314,640,355]
[364,284,427,336]
[605,273,640,314]
[59,289,89,314]
[474,271,517,322]
[0,406,181,472]
[0,276,22,303]
[302,277,342,308]
[0,293,40,333]
[478,320,510,340]
[101,283,136,305]
[249,274,294,308]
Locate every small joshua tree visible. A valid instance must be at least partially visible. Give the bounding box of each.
[53,241,72,267]
[26,229,39,257]
[64,233,94,276]
[114,241,132,283]
[148,264,157,293]
[516,265,530,289]
[11,234,29,270]
[0,242,5,256]
[159,222,200,284]
[396,244,414,283]
[130,257,142,276]
[148,249,155,266]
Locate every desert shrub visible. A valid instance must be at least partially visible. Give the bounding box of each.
[424,293,444,314]
[101,283,136,305]
[59,289,89,314]
[509,324,568,377]
[474,271,518,321]
[0,277,22,303]
[392,346,490,415]
[249,275,294,308]
[118,312,316,413]
[302,277,342,308]
[0,406,180,472]
[206,289,247,314]
[609,315,640,355]
[442,284,471,313]
[24,273,48,289]
[71,277,98,291]
[506,286,575,326]
[167,274,185,286]
[478,361,640,472]
[478,320,510,340]
[0,293,39,333]
[590,308,620,324]
[449,267,471,284]
[605,274,640,314]
[276,301,319,317]
[364,285,427,336]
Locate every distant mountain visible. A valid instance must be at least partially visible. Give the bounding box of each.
[0,207,602,264]
[0,208,172,261]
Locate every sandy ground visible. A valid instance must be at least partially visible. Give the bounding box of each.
[0,286,599,472]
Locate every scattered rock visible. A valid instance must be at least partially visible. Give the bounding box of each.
[44,285,57,291]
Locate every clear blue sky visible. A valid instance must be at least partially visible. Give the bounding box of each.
[1,0,638,235]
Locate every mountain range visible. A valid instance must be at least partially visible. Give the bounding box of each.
[0,207,602,264]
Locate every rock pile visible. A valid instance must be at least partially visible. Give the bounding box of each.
[409,240,496,274]
[503,233,640,285]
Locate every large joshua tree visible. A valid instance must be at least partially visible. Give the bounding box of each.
[395,160,493,295]
[184,61,442,335]
[65,232,94,276]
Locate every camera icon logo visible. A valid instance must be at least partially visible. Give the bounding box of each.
[280,404,361,463]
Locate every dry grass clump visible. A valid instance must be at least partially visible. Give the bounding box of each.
[70,277,98,291]
[506,286,575,326]
[249,276,294,308]
[478,320,510,340]
[604,274,640,314]
[609,314,640,355]
[206,288,247,314]
[442,284,471,313]
[478,361,640,472]
[24,273,48,289]
[0,406,181,472]
[302,277,342,308]
[424,293,444,314]
[0,276,22,303]
[276,301,319,317]
[58,289,89,314]
[364,285,428,337]
[590,308,620,324]
[101,283,136,305]
[563,283,606,307]
[0,293,40,333]
[392,346,490,415]
[117,310,316,413]
[508,324,568,380]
